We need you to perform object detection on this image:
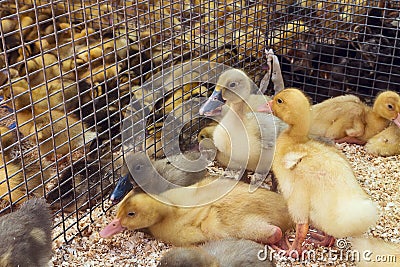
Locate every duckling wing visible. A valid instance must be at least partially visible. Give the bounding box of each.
[284,142,378,237]
[294,142,378,238]
[310,95,365,138]
[282,151,308,169]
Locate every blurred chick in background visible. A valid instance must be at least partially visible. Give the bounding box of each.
[0,126,50,205]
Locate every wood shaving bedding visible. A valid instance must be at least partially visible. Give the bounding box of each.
[51,143,399,266]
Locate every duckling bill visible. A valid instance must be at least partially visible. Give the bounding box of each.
[199,89,225,116]
[110,173,133,204]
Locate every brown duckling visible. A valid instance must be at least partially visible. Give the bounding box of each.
[258,88,378,255]
[158,239,274,267]
[100,177,294,246]
[310,91,400,144]
[0,198,52,267]
[13,102,96,160]
[365,124,400,156]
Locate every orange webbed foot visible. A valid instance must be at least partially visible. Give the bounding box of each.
[307,227,336,247]
[334,136,366,145]
[287,223,309,258]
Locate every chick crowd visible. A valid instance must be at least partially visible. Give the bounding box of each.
[0,1,399,266]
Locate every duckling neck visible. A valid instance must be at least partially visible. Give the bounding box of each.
[364,109,391,138]
[228,101,247,118]
[284,115,311,143]
[285,125,310,143]
[368,109,390,126]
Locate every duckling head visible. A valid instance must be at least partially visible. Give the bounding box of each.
[373,91,400,127]
[217,69,252,104]
[197,125,216,143]
[269,88,311,126]
[118,192,165,229]
[199,69,252,116]
[100,191,164,238]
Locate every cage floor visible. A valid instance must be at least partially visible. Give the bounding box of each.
[50,143,400,267]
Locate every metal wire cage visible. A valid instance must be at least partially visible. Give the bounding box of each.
[270,0,399,103]
[0,0,398,243]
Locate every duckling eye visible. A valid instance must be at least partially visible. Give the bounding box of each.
[387,104,394,110]
[276,98,284,104]
[127,212,136,217]
[228,82,237,88]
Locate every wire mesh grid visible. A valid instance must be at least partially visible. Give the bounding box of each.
[270,0,400,103]
[0,0,399,244]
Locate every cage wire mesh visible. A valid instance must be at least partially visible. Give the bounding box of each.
[0,0,399,243]
[270,0,400,103]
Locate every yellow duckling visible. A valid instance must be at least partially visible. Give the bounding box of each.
[100,177,294,246]
[0,126,22,203]
[258,88,378,254]
[365,124,400,156]
[310,91,400,144]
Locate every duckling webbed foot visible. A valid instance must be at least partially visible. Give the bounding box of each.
[286,223,309,258]
[270,223,309,258]
[269,234,291,252]
[259,49,273,93]
[334,136,366,145]
[307,227,335,247]
[259,49,284,94]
